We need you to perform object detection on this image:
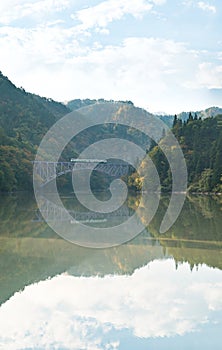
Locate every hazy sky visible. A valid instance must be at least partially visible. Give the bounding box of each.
[0,0,222,113]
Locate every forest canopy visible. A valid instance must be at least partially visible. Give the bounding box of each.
[129,113,222,193]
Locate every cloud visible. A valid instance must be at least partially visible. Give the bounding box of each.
[0,24,85,65]
[183,0,216,13]
[74,0,166,30]
[0,0,70,25]
[0,260,222,349]
[188,62,222,89]
[197,1,216,13]
[0,0,220,115]
[1,21,221,113]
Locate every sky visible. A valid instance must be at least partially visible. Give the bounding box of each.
[0,0,222,114]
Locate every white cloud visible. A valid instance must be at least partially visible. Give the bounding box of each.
[183,0,216,13]
[95,28,110,35]
[0,0,70,25]
[74,0,166,30]
[197,1,216,13]
[0,25,85,65]
[190,62,222,89]
[0,21,221,113]
[0,0,220,114]
[0,260,222,349]
[0,27,215,113]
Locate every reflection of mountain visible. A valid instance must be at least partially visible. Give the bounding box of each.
[1,193,222,306]
[0,194,165,305]
[146,195,222,242]
[0,235,166,304]
[135,194,222,270]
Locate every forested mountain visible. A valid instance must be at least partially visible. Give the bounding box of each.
[0,72,70,191]
[177,107,222,121]
[67,98,134,111]
[130,114,222,193]
[0,72,70,142]
[157,106,222,126]
[173,114,222,192]
[1,71,222,193]
[0,73,149,192]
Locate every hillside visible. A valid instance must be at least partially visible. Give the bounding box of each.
[1,71,222,193]
[66,98,134,111]
[129,114,222,193]
[0,74,151,192]
[0,72,70,191]
[0,72,70,144]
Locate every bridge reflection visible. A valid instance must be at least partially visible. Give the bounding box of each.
[33,197,134,223]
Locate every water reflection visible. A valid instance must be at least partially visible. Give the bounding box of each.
[0,260,222,349]
[0,193,222,349]
[0,193,222,303]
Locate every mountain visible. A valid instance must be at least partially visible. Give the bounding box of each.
[129,114,222,193]
[0,72,71,191]
[177,106,222,121]
[157,106,222,126]
[0,73,150,192]
[1,70,222,193]
[66,98,134,111]
[0,71,70,144]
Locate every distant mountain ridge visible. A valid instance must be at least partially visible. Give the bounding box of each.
[67,99,222,126]
[157,106,222,126]
[66,98,134,111]
[177,106,222,121]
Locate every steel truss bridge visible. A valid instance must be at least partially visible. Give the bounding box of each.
[33,160,129,186]
[33,199,133,223]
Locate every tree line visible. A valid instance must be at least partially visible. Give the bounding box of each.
[129,113,222,193]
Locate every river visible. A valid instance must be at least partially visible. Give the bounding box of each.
[0,192,222,349]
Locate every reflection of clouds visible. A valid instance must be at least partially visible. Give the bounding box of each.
[0,260,222,349]
[189,282,222,311]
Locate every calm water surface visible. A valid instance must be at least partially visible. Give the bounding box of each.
[0,192,222,349]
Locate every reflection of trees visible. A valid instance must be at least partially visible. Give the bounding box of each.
[0,234,165,306]
[129,193,222,270]
[188,194,222,219]
[0,194,52,238]
[169,246,222,271]
[1,193,222,306]
[138,194,222,242]
[0,194,165,305]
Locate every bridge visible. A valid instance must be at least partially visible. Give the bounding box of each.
[33,198,133,223]
[33,160,130,186]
